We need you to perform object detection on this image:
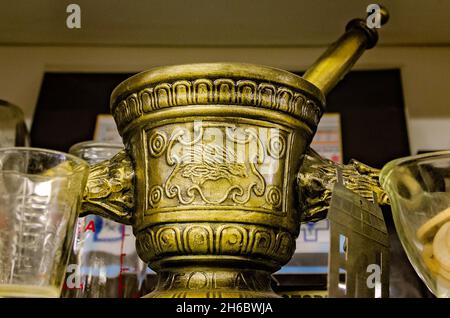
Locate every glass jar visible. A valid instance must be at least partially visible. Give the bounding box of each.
[380,150,450,298]
[0,100,30,148]
[61,141,148,298]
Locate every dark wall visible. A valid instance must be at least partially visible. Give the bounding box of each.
[324,69,410,168]
[31,73,132,152]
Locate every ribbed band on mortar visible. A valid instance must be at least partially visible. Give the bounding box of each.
[110,63,326,134]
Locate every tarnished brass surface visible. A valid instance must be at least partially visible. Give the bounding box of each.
[298,148,389,223]
[80,9,389,298]
[80,150,134,225]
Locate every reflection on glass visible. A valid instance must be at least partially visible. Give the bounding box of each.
[61,141,148,298]
[0,147,88,297]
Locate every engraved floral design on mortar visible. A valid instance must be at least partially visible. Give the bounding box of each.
[164,124,266,205]
[144,122,290,213]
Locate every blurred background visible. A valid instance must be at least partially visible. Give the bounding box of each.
[0,0,449,297]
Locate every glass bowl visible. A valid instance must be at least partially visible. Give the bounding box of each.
[380,150,450,297]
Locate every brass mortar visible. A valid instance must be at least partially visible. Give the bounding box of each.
[80,9,390,298]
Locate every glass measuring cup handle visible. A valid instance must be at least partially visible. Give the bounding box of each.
[297,147,390,223]
[80,149,134,225]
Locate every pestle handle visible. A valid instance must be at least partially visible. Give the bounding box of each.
[303,6,389,96]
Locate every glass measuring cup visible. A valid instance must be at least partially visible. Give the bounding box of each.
[61,141,148,298]
[0,147,88,297]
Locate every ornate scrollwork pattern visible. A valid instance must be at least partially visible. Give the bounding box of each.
[163,124,266,206]
[297,147,390,223]
[147,269,275,298]
[149,185,164,208]
[80,150,135,225]
[143,122,290,214]
[148,131,167,157]
[267,132,286,159]
[135,223,295,265]
[112,78,323,133]
[265,186,282,209]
